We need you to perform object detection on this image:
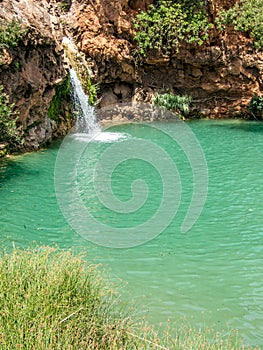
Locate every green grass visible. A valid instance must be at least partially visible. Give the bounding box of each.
[0,247,252,349]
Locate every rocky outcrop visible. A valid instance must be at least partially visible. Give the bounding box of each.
[0,0,72,151]
[69,0,263,119]
[1,0,263,156]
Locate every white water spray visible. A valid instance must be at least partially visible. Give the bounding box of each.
[69,68,100,134]
[69,68,129,143]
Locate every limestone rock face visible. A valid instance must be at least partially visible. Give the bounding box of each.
[1,0,263,154]
[69,0,263,118]
[69,0,136,84]
[0,0,71,150]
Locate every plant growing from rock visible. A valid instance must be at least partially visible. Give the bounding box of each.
[86,76,99,106]
[47,75,71,122]
[216,0,263,49]
[133,0,212,58]
[154,92,192,117]
[57,1,71,12]
[0,19,27,50]
[0,85,22,146]
[249,94,263,119]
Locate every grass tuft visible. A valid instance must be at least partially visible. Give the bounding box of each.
[0,246,252,349]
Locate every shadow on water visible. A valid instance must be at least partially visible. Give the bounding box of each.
[204,119,263,133]
[223,120,263,133]
[0,153,53,190]
[0,140,62,190]
[0,159,30,189]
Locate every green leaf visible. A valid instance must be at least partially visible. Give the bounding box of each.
[133,0,211,58]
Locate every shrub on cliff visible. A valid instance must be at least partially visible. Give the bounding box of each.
[0,20,27,50]
[217,0,263,49]
[0,85,22,146]
[86,76,99,106]
[249,94,263,119]
[133,0,212,57]
[48,75,71,122]
[154,92,192,117]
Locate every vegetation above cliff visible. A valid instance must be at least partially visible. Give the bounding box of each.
[217,0,263,49]
[133,0,212,57]
[133,0,263,58]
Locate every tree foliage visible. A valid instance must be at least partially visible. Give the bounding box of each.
[133,0,212,57]
[217,0,263,49]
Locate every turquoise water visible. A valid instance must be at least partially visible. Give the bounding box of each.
[1,119,263,346]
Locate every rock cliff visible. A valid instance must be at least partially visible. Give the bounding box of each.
[0,0,262,154]
[69,0,263,119]
[0,0,71,151]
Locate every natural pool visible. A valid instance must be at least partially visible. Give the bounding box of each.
[1,119,263,346]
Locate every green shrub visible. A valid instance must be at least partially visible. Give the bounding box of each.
[0,19,27,49]
[154,92,192,116]
[249,94,263,118]
[133,0,212,57]
[86,76,99,106]
[0,85,22,145]
[217,0,263,49]
[57,1,71,12]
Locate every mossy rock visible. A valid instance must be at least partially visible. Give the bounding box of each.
[47,75,71,122]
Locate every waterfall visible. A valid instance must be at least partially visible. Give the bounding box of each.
[69,68,100,134]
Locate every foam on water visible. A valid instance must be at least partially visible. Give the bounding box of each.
[73,131,131,143]
[69,68,129,143]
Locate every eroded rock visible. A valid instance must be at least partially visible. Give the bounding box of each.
[69,0,263,119]
[0,0,72,151]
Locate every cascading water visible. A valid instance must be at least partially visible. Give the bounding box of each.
[69,68,100,134]
[69,67,128,143]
